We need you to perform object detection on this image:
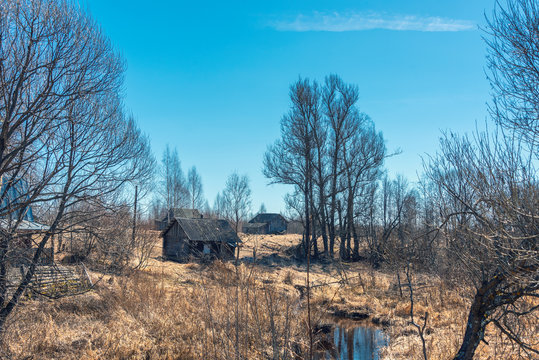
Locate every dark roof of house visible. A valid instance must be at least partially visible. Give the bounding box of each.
[249,213,288,224]
[163,218,240,245]
[162,208,202,222]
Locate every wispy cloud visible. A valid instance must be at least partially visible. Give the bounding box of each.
[270,12,475,32]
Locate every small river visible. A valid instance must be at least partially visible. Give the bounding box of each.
[315,325,389,360]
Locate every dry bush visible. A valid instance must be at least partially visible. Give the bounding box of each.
[283,270,294,285]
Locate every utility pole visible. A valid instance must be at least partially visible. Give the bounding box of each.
[131,185,138,248]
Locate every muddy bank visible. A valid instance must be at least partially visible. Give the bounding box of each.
[326,304,391,327]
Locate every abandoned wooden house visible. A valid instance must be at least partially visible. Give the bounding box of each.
[241,222,269,235]
[154,208,203,230]
[162,217,240,261]
[243,213,288,235]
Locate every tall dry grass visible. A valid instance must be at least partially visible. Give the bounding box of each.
[1,260,309,359]
[1,233,536,359]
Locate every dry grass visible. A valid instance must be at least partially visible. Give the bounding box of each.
[1,233,536,359]
[2,234,311,359]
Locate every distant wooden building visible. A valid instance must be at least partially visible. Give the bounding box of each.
[286,220,304,235]
[162,217,240,261]
[243,213,288,235]
[242,222,269,235]
[154,208,203,231]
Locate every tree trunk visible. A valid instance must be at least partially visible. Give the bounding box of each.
[345,190,354,260]
[318,206,329,256]
[352,225,360,260]
[453,278,500,360]
[0,234,10,306]
[310,183,318,259]
[303,187,310,260]
[328,147,339,258]
[337,201,346,260]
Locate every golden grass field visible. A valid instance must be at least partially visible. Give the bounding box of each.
[0,233,534,359]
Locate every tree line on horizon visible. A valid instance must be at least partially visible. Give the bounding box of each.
[149,144,255,233]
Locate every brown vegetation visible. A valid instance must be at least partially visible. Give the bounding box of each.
[1,233,535,359]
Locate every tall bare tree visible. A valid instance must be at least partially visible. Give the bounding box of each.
[187,166,204,210]
[0,0,153,333]
[264,78,320,258]
[423,1,539,357]
[160,145,188,216]
[222,172,251,233]
[265,75,385,261]
[323,75,363,257]
[427,130,538,359]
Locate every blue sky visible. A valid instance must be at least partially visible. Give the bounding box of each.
[85,0,494,214]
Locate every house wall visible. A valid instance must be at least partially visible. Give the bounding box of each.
[268,217,287,234]
[190,241,235,260]
[163,222,189,261]
[163,222,237,261]
[221,243,235,259]
[242,223,269,234]
[154,219,167,231]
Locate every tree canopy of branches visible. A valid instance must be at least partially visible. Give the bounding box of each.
[264,75,385,259]
[428,129,538,358]
[486,0,539,144]
[187,166,204,211]
[424,1,539,357]
[222,172,251,233]
[0,0,153,332]
[160,145,189,215]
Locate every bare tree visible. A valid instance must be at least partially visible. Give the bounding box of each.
[265,75,385,262]
[419,1,539,357]
[222,172,252,233]
[0,0,153,333]
[213,192,226,219]
[187,166,204,210]
[323,75,362,257]
[486,0,539,144]
[264,78,319,259]
[160,145,189,215]
[427,130,538,359]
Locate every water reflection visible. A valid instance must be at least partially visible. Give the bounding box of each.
[317,325,388,360]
